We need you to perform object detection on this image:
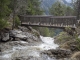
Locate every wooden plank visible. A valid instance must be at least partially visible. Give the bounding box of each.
[19,15,77,28]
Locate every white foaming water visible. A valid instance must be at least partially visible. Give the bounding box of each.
[39,36,59,50]
[41,36,54,44]
[0,36,59,60]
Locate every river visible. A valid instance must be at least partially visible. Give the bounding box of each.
[0,36,59,60]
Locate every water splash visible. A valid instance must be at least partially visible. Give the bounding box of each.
[0,36,59,60]
[39,36,59,50]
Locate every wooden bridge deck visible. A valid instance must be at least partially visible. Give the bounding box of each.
[19,15,77,28]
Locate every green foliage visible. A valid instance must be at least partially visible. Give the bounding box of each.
[26,0,43,15]
[58,32,70,41]
[65,6,74,16]
[0,0,11,30]
[76,38,80,50]
[0,19,9,30]
[33,27,55,37]
[0,0,11,19]
[49,28,55,37]
[65,27,75,36]
[49,1,64,16]
[56,32,72,44]
[76,38,80,43]
[15,16,21,27]
[44,28,50,36]
[49,1,74,16]
[40,27,50,36]
[36,27,50,36]
[9,0,43,15]
[65,27,72,32]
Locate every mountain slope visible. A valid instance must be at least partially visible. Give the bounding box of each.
[41,0,72,15]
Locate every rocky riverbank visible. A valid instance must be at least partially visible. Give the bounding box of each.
[0,26,43,60]
[0,26,57,60]
[0,26,80,60]
[52,30,80,60]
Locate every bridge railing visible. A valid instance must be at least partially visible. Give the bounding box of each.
[50,16,77,27]
[19,15,77,28]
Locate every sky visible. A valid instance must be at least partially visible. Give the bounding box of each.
[65,0,72,3]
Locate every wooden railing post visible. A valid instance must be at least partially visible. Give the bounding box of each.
[19,15,77,28]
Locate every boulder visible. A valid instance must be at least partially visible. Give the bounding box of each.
[18,26,30,32]
[43,49,72,59]
[9,27,41,43]
[2,33,9,41]
[0,32,10,42]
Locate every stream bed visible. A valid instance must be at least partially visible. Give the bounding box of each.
[0,36,59,60]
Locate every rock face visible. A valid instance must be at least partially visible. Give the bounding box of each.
[0,26,41,43]
[9,26,41,43]
[42,49,72,59]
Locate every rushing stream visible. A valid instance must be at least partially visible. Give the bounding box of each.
[0,36,59,60]
[40,36,59,50]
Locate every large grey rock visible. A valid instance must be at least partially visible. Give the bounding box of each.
[0,32,10,42]
[10,27,41,43]
[18,26,30,32]
[2,33,9,41]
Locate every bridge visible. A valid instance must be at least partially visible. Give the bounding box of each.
[19,15,77,29]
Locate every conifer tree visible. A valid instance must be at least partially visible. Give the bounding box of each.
[0,0,11,19]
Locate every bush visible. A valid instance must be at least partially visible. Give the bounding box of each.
[15,16,21,27]
[39,27,50,36]
[76,38,80,50]
[55,32,73,44]
[58,32,72,41]
[0,19,9,30]
[65,27,71,32]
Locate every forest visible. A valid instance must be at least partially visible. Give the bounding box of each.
[0,0,80,36]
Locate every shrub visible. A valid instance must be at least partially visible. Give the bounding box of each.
[56,32,73,44]
[15,16,21,27]
[0,19,9,30]
[65,27,71,31]
[58,32,72,41]
[76,38,80,50]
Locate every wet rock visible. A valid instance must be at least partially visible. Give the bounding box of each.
[43,49,72,59]
[12,56,43,60]
[12,57,29,60]
[0,41,28,52]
